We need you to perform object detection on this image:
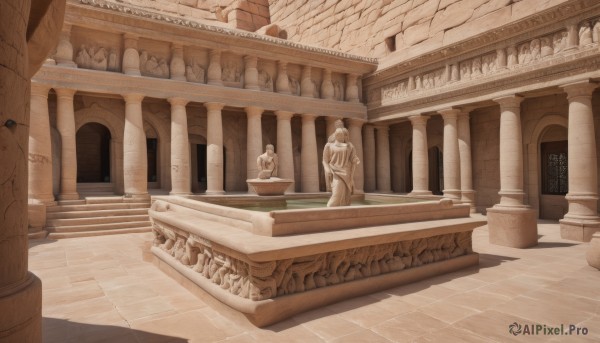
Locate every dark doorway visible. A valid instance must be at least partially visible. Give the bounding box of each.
[541,140,568,195]
[196,144,207,190]
[76,123,111,182]
[429,146,443,195]
[147,138,158,182]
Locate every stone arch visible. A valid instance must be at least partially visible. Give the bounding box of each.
[75,103,125,194]
[525,114,568,216]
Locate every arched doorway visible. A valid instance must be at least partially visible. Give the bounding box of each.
[539,125,568,219]
[76,123,111,183]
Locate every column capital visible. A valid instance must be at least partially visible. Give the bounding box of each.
[171,43,183,51]
[209,48,222,57]
[374,124,389,132]
[493,95,523,109]
[122,93,145,103]
[54,88,77,99]
[438,108,461,119]
[123,33,140,40]
[277,60,288,67]
[325,116,342,123]
[301,113,318,121]
[275,110,294,120]
[205,102,225,111]
[244,55,258,65]
[347,117,366,127]
[408,115,429,126]
[561,80,598,99]
[30,82,51,97]
[168,97,189,107]
[245,106,263,117]
[458,105,477,117]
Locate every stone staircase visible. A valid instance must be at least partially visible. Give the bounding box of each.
[45,196,152,239]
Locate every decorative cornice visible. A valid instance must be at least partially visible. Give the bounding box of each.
[77,0,377,65]
[367,0,600,82]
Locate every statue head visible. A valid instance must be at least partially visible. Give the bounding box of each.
[334,128,346,142]
[265,144,275,156]
[334,119,345,129]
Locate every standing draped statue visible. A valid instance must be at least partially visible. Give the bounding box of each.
[323,127,360,207]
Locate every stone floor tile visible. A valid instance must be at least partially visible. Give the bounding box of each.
[329,329,392,343]
[370,311,448,341]
[416,300,481,324]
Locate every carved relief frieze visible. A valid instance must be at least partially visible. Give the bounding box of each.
[258,69,273,91]
[370,17,598,107]
[186,58,205,83]
[288,76,300,96]
[222,60,242,83]
[140,50,169,78]
[75,45,118,71]
[151,219,473,301]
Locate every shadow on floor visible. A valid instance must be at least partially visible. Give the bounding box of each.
[43,317,187,343]
[29,238,58,249]
[262,253,520,331]
[531,241,579,249]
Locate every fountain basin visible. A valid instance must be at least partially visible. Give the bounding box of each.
[148,194,486,326]
[246,178,294,196]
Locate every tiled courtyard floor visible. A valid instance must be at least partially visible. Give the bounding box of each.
[30,219,599,342]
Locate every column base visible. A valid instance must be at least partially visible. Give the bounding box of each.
[169,192,192,196]
[57,61,77,68]
[409,190,433,197]
[58,192,80,200]
[586,232,600,270]
[443,189,461,201]
[205,190,225,195]
[559,217,600,242]
[487,205,538,248]
[123,193,150,202]
[0,273,42,342]
[375,190,393,194]
[461,190,477,213]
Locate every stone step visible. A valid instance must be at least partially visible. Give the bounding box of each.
[77,182,114,191]
[46,214,150,227]
[47,202,150,213]
[46,208,149,220]
[85,196,127,204]
[47,227,152,239]
[46,220,151,233]
[56,200,86,206]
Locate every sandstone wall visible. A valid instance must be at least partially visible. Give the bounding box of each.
[100,0,270,31]
[269,0,570,59]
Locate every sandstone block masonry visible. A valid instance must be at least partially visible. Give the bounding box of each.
[269,0,571,58]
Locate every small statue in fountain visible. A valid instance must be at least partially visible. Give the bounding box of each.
[256,144,279,179]
[323,124,360,207]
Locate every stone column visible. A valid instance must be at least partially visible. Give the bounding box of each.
[487,95,537,248]
[345,74,360,102]
[276,61,290,94]
[205,102,225,194]
[244,56,259,90]
[170,44,185,81]
[168,97,191,195]
[2,1,65,340]
[457,109,476,211]
[276,110,295,192]
[321,69,334,100]
[55,88,79,200]
[301,114,319,192]
[55,24,76,67]
[301,66,314,97]
[566,23,579,51]
[363,124,376,192]
[375,125,391,193]
[122,93,148,198]
[439,109,461,200]
[28,83,55,204]
[560,81,600,242]
[207,49,223,86]
[347,118,365,193]
[246,106,263,185]
[409,115,431,195]
[122,34,141,76]
[496,48,507,70]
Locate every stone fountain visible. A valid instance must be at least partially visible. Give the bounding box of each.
[246,144,293,195]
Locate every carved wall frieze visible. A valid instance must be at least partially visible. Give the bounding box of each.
[139,50,169,78]
[76,0,377,65]
[368,16,600,107]
[75,45,118,71]
[151,219,473,301]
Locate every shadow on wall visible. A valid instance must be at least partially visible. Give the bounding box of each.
[43,317,188,342]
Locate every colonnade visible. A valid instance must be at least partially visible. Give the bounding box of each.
[28,80,600,246]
